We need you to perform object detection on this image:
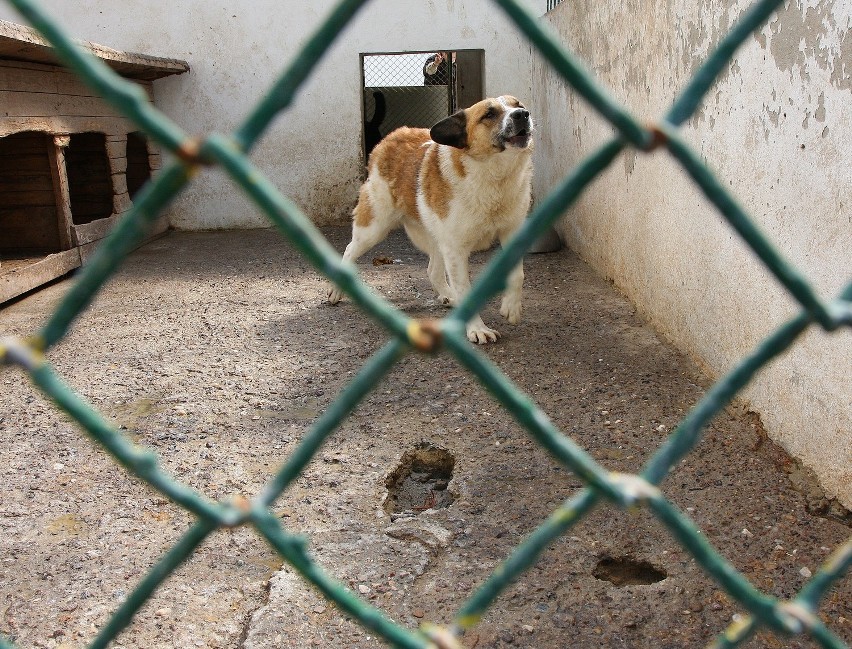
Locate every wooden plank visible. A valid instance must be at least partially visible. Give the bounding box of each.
[0,61,59,94]
[112,172,128,195]
[0,156,54,173]
[0,60,101,96]
[0,90,128,120]
[0,255,47,273]
[72,213,118,246]
[77,216,168,266]
[0,205,60,250]
[0,175,54,192]
[0,141,50,155]
[0,188,55,205]
[107,135,128,178]
[110,156,128,174]
[0,116,134,138]
[0,247,80,303]
[113,191,131,214]
[48,135,73,250]
[106,140,126,159]
[0,61,104,99]
[0,20,190,81]
[0,135,53,156]
[54,69,107,98]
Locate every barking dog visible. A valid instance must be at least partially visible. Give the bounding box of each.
[329,95,534,344]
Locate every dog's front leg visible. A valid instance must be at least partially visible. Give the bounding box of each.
[465,315,500,344]
[442,246,500,344]
[498,227,524,324]
[499,262,524,324]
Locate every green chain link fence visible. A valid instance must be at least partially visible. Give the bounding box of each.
[1,0,850,647]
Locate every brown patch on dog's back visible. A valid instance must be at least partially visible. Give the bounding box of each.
[373,127,431,220]
[420,145,452,219]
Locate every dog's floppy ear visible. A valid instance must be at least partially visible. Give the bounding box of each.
[430,110,468,149]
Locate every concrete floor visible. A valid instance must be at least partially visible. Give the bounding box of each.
[0,228,849,648]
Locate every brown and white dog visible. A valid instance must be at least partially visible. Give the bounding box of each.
[328,95,534,343]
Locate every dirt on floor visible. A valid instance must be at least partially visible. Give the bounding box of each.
[0,227,849,649]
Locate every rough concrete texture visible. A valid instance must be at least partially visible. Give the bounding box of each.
[1,229,849,648]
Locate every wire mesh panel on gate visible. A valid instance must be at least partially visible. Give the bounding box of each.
[0,0,850,648]
[361,52,456,162]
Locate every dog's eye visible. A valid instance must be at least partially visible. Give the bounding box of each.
[481,107,497,121]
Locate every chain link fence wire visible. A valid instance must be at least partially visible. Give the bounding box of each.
[1,0,850,647]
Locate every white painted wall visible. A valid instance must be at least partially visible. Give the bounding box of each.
[0,0,542,229]
[532,0,851,507]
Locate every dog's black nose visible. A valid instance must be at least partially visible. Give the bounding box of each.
[512,108,530,121]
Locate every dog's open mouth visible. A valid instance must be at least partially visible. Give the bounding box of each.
[507,130,530,147]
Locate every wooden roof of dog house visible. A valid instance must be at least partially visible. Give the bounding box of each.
[0,19,189,80]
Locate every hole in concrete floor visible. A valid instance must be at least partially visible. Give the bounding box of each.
[385,443,455,515]
[592,555,667,586]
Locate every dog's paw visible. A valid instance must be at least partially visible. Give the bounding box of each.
[500,296,522,324]
[438,294,456,307]
[327,286,343,305]
[467,323,501,344]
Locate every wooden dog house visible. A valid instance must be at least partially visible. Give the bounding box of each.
[0,20,189,303]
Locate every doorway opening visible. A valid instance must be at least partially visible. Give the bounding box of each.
[360,50,484,165]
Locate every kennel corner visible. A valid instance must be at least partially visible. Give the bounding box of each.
[0,19,189,304]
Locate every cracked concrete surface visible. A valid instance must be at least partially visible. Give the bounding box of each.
[1,228,849,648]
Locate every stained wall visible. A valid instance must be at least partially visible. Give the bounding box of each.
[532,0,851,506]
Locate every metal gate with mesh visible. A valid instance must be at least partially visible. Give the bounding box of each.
[360,50,483,163]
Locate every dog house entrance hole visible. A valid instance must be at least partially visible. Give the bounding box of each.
[360,49,484,165]
[0,131,62,264]
[126,131,151,200]
[384,443,455,515]
[66,132,113,225]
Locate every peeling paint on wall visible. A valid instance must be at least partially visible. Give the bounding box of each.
[533,0,852,508]
[756,0,851,92]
